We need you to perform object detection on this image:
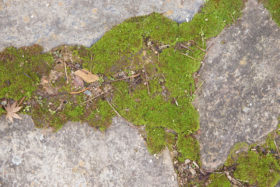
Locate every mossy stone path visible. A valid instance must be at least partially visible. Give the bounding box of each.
[0,0,280,186]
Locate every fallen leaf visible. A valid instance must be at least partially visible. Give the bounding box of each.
[5,101,22,123]
[74,69,99,83]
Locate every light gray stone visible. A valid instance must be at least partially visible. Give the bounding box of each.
[0,0,204,52]
[194,0,280,171]
[0,115,177,186]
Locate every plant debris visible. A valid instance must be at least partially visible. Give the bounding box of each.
[74,69,99,83]
[5,101,22,123]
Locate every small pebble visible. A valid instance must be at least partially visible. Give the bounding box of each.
[1,100,7,106]
[84,90,92,96]
[12,155,22,165]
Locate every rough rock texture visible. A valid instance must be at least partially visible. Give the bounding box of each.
[194,0,280,171]
[0,115,177,186]
[0,0,204,52]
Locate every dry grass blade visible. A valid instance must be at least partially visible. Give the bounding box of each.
[5,101,22,123]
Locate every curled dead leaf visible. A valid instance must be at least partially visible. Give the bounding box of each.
[74,69,99,83]
[5,101,22,123]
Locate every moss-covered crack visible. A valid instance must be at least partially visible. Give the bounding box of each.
[2,0,280,186]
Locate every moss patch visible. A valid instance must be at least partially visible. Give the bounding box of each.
[260,0,280,26]
[0,45,54,101]
[233,151,280,186]
[208,173,231,187]
[0,0,246,186]
[177,135,200,163]
[222,123,280,187]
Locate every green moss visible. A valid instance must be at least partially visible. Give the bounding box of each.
[0,2,245,181]
[177,134,200,163]
[208,173,231,187]
[233,151,280,186]
[146,126,166,153]
[86,99,114,131]
[261,0,280,26]
[225,142,249,166]
[0,45,54,100]
[179,0,244,41]
[65,105,84,121]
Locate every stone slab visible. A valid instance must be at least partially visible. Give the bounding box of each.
[0,0,204,52]
[0,115,177,186]
[194,0,280,171]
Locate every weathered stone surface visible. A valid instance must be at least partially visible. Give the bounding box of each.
[0,115,177,186]
[194,0,280,171]
[0,0,203,52]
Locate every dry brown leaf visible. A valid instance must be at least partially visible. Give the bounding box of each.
[74,69,99,83]
[5,101,22,123]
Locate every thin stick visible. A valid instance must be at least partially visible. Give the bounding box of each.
[190,40,206,52]
[193,80,205,95]
[194,45,206,52]
[81,93,105,105]
[18,96,26,106]
[70,87,89,95]
[144,69,150,95]
[173,98,178,106]
[106,99,121,117]
[274,139,280,156]
[181,53,200,61]
[110,73,140,82]
[224,171,242,186]
[180,44,193,51]
[159,44,170,50]
[64,62,69,84]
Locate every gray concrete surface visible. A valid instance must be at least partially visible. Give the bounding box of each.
[0,115,177,186]
[0,0,204,52]
[194,0,280,171]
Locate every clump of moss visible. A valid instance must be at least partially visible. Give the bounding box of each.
[177,135,200,163]
[74,0,244,156]
[0,45,54,101]
[224,124,280,187]
[225,142,249,166]
[208,173,231,187]
[261,0,280,26]
[233,151,280,186]
[0,2,245,183]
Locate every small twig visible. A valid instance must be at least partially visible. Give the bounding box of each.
[64,62,69,84]
[106,99,121,117]
[110,73,140,82]
[18,96,26,106]
[144,69,150,95]
[159,44,170,50]
[194,44,206,52]
[225,171,242,186]
[193,80,205,95]
[180,44,193,51]
[54,101,64,112]
[181,53,200,61]
[173,98,178,106]
[81,92,105,105]
[274,139,280,156]
[189,40,206,52]
[70,87,89,95]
